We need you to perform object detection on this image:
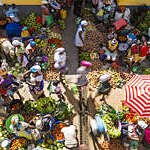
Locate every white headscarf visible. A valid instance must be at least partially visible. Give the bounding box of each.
[81,20,88,26]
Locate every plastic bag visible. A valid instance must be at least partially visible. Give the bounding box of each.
[124,8,130,22]
[114,12,123,21]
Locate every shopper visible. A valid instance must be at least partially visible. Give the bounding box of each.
[75,20,88,49]
[12,40,28,67]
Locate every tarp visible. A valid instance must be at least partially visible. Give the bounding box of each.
[1,0,42,5]
[117,0,150,6]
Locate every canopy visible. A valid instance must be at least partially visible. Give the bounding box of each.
[124,75,150,117]
[1,0,41,5]
[117,0,150,6]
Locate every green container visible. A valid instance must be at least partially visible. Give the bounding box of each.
[46,15,53,25]
[71,85,79,94]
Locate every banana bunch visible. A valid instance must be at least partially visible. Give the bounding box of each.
[35,39,47,48]
[48,32,62,40]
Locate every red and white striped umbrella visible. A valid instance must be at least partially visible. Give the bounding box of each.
[124,74,150,117]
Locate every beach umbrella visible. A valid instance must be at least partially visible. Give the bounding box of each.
[124,74,150,117]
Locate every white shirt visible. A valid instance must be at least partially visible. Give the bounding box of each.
[61,125,78,148]
[75,26,85,47]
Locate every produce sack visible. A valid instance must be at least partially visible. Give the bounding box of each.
[60,9,67,20]
[113,18,127,30]
[45,15,53,25]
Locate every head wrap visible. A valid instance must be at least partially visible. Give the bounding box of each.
[12,40,22,46]
[81,20,88,26]
[30,65,41,73]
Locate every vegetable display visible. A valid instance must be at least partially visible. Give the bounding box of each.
[53,101,72,121]
[102,114,121,138]
[79,52,91,61]
[10,138,28,150]
[36,97,56,114]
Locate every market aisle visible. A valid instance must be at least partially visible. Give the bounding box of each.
[62,7,79,75]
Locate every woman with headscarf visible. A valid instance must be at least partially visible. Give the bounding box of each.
[75,20,88,49]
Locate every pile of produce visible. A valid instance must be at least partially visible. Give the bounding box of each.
[35,38,47,48]
[21,13,42,35]
[9,63,25,78]
[137,10,150,34]
[43,70,59,81]
[102,113,121,138]
[82,21,107,52]
[58,19,66,30]
[83,30,107,52]
[53,101,72,121]
[10,137,28,150]
[86,70,123,88]
[79,52,91,61]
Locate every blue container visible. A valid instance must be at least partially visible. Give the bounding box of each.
[6,23,22,39]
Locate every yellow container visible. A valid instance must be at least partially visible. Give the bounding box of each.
[60,9,67,20]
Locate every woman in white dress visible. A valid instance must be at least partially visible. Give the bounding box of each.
[75,20,88,49]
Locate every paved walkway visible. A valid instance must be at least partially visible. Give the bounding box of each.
[62,7,79,75]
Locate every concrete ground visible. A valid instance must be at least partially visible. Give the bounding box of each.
[62,7,79,75]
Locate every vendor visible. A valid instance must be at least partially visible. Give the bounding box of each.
[25,41,37,69]
[51,80,65,101]
[30,114,54,133]
[54,47,67,73]
[30,74,45,99]
[9,114,34,140]
[98,73,112,100]
[106,38,118,61]
[12,40,28,67]
[21,26,31,38]
[75,20,88,49]
[0,68,22,101]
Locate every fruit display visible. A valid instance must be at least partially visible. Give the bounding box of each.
[35,38,47,48]
[48,32,62,40]
[10,137,28,150]
[21,13,42,34]
[102,113,121,138]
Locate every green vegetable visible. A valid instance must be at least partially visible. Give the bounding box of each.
[36,97,56,114]
[79,52,91,61]
[53,101,72,121]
